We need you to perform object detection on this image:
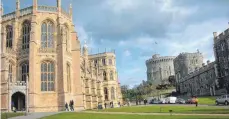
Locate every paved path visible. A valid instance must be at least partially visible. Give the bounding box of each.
[9,112,64,119]
[83,111,229,117]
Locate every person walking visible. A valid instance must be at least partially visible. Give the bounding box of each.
[104,103,107,109]
[195,96,199,107]
[69,100,72,111]
[72,100,74,111]
[65,102,69,111]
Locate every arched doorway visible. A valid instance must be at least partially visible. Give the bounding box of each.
[11,92,25,111]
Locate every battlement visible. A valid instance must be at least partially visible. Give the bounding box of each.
[146,55,175,64]
[180,61,215,82]
[1,0,71,22]
[213,27,229,44]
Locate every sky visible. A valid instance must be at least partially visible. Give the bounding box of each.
[2,0,229,88]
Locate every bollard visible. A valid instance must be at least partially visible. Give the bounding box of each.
[169,110,173,116]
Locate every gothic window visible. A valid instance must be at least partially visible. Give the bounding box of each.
[103,71,107,81]
[102,58,106,65]
[21,62,29,82]
[6,26,13,48]
[41,20,54,48]
[67,64,71,92]
[111,87,115,100]
[110,71,113,80]
[104,87,108,100]
[109,59,112,65]
[94,60,98,67]
[8,63,13,82]
[22,21,31,50]
[41,61,55,91]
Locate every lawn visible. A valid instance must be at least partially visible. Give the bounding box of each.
[1,112,24,119]
[41,113,229,119]
[198,96,216,105]
[98,105,229,114]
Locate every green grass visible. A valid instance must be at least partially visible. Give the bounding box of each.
[198,96,216,105]
[98,105,229,114]
[1,112,24,119]
[41,113,229,119]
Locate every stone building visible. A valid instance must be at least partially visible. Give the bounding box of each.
[146,54,176,85]
[1,0,122,112]
[213,27,229,93]
[179,61,217,96]
[174,52,203,92]
[80,43,122,109]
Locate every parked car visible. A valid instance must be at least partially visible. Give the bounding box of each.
[159,98,166,104]
[176,98,186,104]
[216,94,229,105]
[165,97,177,104]
[185,98,195,104]
[149,99,160,104]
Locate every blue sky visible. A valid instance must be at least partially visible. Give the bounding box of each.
[2,0,229,88]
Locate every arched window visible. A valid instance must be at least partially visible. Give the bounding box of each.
[41,61,55,91]
[110,71,113,80]
[6,26,13,48]
[109,59,112,65]
[104,87,108,100]
[102,59,106,66]
[111,87,115,100]
[22,21,31,50]
[103,71,107,81]
[67,64,71,92]
[9,63,13,82]
[21,62,29,82]
[41,21,54,48]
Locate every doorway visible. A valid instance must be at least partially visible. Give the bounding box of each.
[11,92,25,111]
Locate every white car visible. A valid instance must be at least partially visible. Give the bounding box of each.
[216,94,229,105]
[166,97,177,104]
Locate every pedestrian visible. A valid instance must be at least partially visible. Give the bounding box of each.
[195,96,198,107]
[65,102,69,111]
[69,100,72,111]
[104,103,107,109]
[118,102,121,107]
[72,100,74,111]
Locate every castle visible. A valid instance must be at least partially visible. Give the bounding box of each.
[0,0,122,112]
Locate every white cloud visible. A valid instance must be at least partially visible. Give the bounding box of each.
[123,50,131,57]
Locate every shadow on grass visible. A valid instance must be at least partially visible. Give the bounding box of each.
[1,113,24,119]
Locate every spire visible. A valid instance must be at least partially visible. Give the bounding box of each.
[69,3,72,19]
[83,40,88,57]
[0,2,3,16]
[57,0,61,9]
[16,0,20,10]
[32,0,37,14]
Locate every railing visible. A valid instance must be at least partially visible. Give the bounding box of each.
[2,12,16,21]
[38,6,57,12]
[20,6,33,16]
[38,48,56,53]
[10,81,27,86]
